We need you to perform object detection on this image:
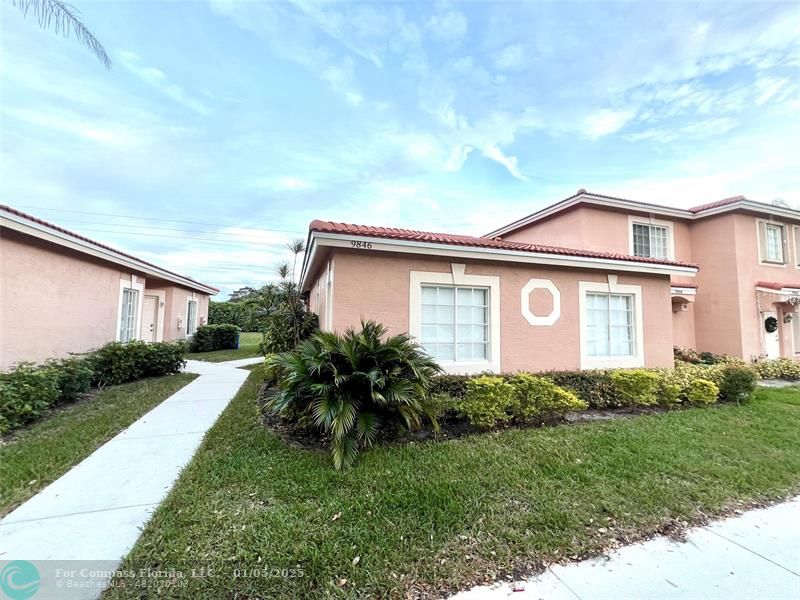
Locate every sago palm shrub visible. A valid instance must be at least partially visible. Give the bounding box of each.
[266,320,441,469]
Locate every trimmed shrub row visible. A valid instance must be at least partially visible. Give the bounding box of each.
[0,341,186,434]
[455,374,587,428]
[188,324,241,353]
[429,362,759,415]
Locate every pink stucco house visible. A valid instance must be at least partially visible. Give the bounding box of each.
[301,190,800,374]
[1,205,217,370]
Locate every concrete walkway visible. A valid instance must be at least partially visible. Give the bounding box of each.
[0,357,261,595]
[453,496,800,600]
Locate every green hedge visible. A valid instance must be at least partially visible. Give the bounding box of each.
[1,341,187,433]
[208,301,263,332]
[188,324,241,353]
[429,361,760,415]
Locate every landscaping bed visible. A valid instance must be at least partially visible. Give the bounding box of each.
[0,372,197,516]
[109,369,800,599]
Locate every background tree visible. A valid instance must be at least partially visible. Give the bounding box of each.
[286,238,306,282]
[228,286,259,303]
[9,0,111,68]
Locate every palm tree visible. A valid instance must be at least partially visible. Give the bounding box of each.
[9,0,111,68]
[274,261,290,281]
[286,238,305,282]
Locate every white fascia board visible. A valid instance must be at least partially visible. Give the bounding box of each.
[310,232,698,277]
[697,201,800,222]
[2,213,218,295]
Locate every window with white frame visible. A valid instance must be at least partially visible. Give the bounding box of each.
[765,223,784,263]
[632,223,669,259]
[186,300,197,336]
[421,286,488,362]
[118,288,139,342]
[585,292,635,357]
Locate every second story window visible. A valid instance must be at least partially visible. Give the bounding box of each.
[765,224,784,263]
[758,220,787,265]
[632,223,669,259]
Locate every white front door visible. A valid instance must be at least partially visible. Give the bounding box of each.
[141,295,159,343]
[792,312,800,356]
[763,311,780,358]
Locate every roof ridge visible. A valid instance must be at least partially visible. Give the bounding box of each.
[1,204,219,293]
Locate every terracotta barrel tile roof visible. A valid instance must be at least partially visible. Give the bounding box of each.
[688,195,747,213]
[309,219,697,269]
[757,281,800,290]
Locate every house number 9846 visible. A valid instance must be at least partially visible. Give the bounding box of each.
[350,241,373,249]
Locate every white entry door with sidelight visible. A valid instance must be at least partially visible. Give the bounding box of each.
[141,295,159,342]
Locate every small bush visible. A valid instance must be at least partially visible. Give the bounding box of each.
[459,376,514,428]
[547,370,621,408]
[653,369,682,406]
[0,363,61,433]
[674,346,701,364]
[752,358,800,380]
[47,357,93,404]
[509,373,586,421]
[189,324,241,353]
[687,378,719,404]
[718,364,758,403]
[610,369,661,406]
[89,341,186,387]
[428,374,472,399]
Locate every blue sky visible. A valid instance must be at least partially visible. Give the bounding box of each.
[2,1,799,298]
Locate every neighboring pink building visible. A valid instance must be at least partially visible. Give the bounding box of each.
[1,205,217,370]
[301,190,800,374]
[486,190,800,362]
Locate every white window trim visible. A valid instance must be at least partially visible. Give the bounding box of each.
[116,276,145,342]
[756,218,788,267]
[794,226,800,269]
[409,263,500,374]
[628,215,675,260]
[325,257,334,330]
[579,276,644,369]
[185,294,198,337]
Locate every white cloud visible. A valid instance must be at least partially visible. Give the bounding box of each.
[754,76,791,105]
[118,51,210,115]
[582,108,636,140]
[278,177,317,191]
[427,9,468,42]
[625,118,738,143]
[494,43,525,71]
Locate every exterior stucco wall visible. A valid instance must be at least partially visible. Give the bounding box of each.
[2,231,121,368]
[328,249,674,372]
[731,213,800,359]
[306,257,331,332]
[671,302,696,349]
[502,206,694,267]
[686,214,743,356]
[1,230,212,369]
[143,282,210,341]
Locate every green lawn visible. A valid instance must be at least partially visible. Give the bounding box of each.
[0,373,197,516]
[109,376,800,599]
[186,331,263,362]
